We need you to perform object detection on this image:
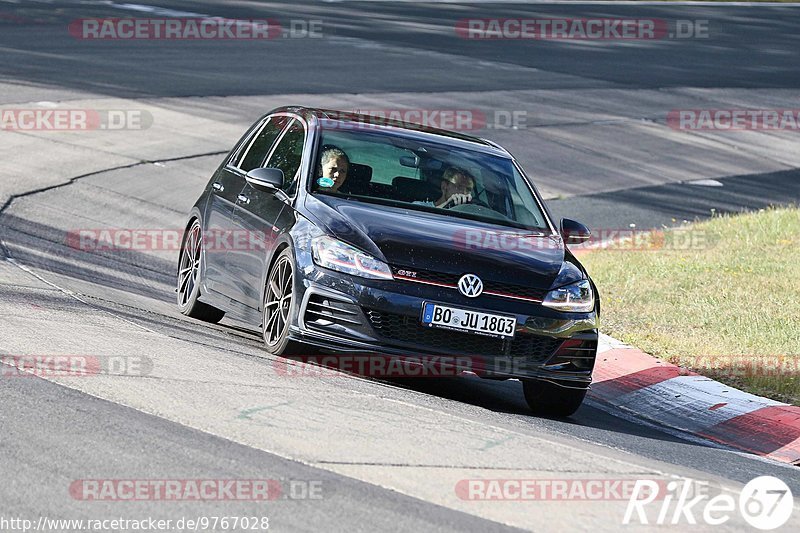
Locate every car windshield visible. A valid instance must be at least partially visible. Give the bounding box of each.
[310,123,551,232]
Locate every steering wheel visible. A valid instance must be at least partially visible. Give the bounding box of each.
[467,194,491,209]
[448,202,517,225]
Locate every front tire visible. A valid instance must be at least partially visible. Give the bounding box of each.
[177,219,225,323]
[262,248,302,355]
[522,379,587,417]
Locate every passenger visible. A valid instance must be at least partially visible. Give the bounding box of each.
[418,167,476,208]
[315,147,350,193]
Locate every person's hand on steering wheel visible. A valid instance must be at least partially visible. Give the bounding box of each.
[437,193,472,209]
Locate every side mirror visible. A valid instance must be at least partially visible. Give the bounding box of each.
[245,167,284,192]
[561,218,591,245]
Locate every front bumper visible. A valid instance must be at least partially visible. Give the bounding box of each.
[289,267,599,386]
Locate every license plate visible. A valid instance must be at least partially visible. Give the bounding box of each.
[421,303,516,339]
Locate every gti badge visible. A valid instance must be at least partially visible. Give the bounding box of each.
[458,274,483,298]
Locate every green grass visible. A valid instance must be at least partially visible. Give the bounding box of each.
[581,206,800,404]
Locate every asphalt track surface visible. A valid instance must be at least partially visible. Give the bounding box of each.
[1,1,800,531]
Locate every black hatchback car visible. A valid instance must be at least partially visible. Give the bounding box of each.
[177,106,599,416]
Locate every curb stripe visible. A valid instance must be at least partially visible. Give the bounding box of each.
[772,437,800,465]
[593,347,685,384]
[699,406,800,464]
[589,343,800,465]
[593,375,781,435]
[592,365,696,396]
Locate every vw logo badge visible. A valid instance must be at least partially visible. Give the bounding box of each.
[458,274,483,298]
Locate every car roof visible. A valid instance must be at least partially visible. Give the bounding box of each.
[268,106,512,158]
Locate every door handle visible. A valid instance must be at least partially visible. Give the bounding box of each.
[212,182,224,192]
[237,194,250,205]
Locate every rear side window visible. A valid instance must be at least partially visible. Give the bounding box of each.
[265,119,306,194]
[236,116,289,172]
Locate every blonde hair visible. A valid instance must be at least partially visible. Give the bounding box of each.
[320,147,349,167]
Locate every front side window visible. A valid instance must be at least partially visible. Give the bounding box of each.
[265,119,306,194]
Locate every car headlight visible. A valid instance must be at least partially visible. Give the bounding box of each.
[542,280,594,312]
[311,235,393,280]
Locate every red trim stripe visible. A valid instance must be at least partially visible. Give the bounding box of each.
[482,290,542,303]
[393,275,455,289]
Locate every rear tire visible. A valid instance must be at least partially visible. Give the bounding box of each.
[177,219,225,323]
[522,379,587,417]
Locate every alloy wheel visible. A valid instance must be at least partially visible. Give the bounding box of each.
[178,221,202,308]
[263,255,293,346]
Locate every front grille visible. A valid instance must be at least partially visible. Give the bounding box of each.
[391,265,547,301]
[366,309,505,355]
[366,309,560,363]
[484,282,547,301]
[509,334,563,360]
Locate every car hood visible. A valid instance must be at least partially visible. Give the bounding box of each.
[304,194,583,291]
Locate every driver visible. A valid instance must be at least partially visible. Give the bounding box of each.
[416,166,475,208]
[315,146,350,193]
